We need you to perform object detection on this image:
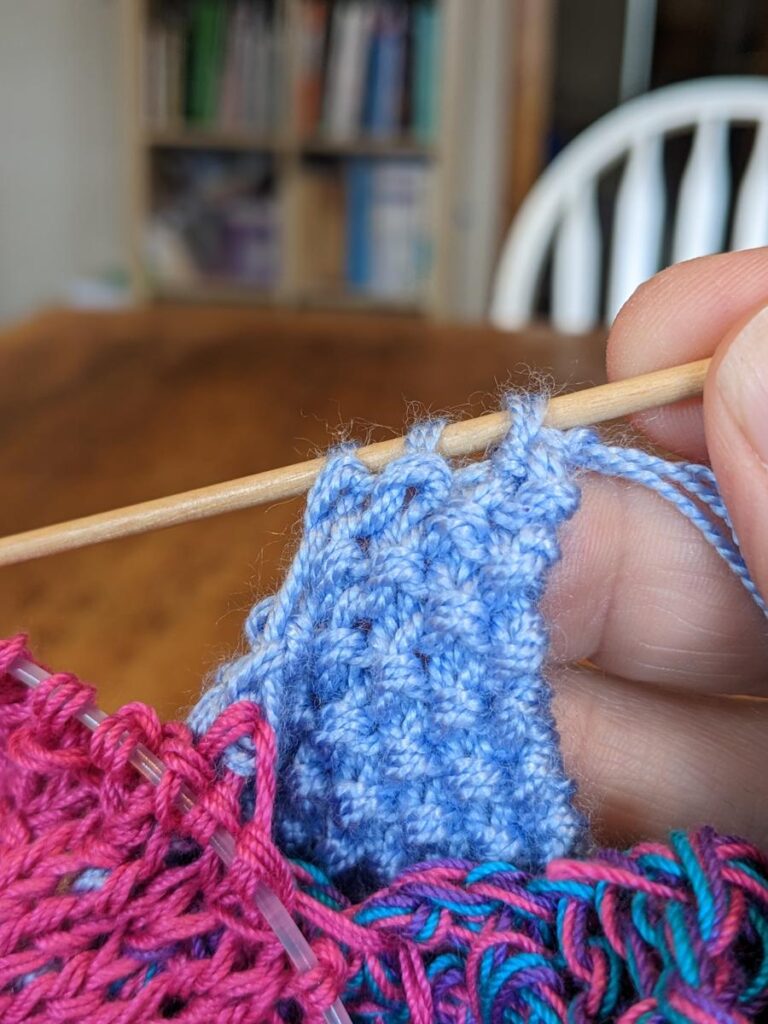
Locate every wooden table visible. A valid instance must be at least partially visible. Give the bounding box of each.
[0,307,605,717]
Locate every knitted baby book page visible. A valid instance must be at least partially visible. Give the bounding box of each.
[1,396,767,1024]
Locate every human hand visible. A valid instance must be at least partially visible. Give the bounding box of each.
[548,248,768,849]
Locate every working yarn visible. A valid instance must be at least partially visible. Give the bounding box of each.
[1,638,767,1024]
[190,396,762,888]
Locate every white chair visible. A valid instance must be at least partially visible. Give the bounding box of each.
[491,77,768,333]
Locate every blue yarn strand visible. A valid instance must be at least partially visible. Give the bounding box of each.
[189,395,765,888]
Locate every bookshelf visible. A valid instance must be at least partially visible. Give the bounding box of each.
[123,0,513,318]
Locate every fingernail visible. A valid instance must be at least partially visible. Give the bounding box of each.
[717,305,768,464]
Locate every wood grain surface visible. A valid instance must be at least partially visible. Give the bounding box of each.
[0,307,606,717]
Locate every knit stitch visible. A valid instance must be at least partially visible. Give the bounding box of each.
[190,396,763,888]
[2,393,767,1023]
[1,643,767,1024]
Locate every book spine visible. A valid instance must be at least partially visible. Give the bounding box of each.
[199,1,215,122]
[361,7,380,134]
[205,0,226,124]
[297,1,329,136]
[264,10,279,132]
[348,6,376,137]
[345,159,371,289]
[218,3,241,128]
[413,162,433,284]
[253,5,267,133]
[322,3,343,134]
[368,160,430,298]
[368,6,407,139]
[241,5,257,128]
[411,2,440,141]
[325,2,375,140]
[166,19,184,127]
[186,1,205,122]
[401,2,414,132]
[369,162,403,296]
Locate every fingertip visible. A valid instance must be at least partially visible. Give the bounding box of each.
[606,249,768,456]
[608,249,768,377]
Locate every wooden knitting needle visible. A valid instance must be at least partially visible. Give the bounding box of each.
[0,357,710,568]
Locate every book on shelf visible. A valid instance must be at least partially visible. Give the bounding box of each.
[299,0,441,144]
[370,160,432,298]
[323,2,376,141]
[292,156,432,302]
[362,4,407,138]
[143,0,442,142]
[345,158,372,288]
[186,0,225,123]
[145,14,186,127]
[218,3,247,128]
[144,152,280,289]
[296,1,330,136]
[344,158,432,300]
[139,1,445,306]
[412,1,441,141]
[145,0,281,135]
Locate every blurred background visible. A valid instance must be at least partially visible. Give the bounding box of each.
[3,0,768,713]
[2,0,768,326]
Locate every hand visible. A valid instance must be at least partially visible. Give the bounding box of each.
[548,248,768,849]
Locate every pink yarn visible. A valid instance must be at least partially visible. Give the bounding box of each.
[0,636,311,1022]
[2,635,768,1024]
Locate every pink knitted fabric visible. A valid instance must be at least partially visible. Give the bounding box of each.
[0,635,320,1023]
[2,634,768,1024]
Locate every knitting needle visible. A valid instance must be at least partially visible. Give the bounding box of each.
[0,357,710,568]
[9,656,353,1024]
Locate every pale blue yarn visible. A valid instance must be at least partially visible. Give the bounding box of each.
[189,395,764,886]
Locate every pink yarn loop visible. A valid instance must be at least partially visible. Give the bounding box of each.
[2,645,768,1023]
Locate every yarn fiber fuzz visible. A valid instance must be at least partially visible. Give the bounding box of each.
[2,394,767,1022]
[1,637,767,1024]
[192,401,588,887]
[190,396,763,889]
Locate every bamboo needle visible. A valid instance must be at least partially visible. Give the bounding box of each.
[0,357,710,568]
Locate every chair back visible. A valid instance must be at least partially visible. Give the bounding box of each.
[491,78,768,332]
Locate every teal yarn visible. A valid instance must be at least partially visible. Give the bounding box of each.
[189,395,763,888]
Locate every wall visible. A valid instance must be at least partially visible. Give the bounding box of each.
[435,0,514,319]
[0,0,126,323]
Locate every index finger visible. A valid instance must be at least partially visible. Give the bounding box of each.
[607,247,768,459]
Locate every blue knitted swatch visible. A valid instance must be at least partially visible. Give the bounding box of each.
[189,396,762,887]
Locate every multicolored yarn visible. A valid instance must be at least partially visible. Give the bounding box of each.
[1,638,768,1024]
[189,396,763,887]
[2,396,767,1022]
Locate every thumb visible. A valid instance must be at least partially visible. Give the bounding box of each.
[706,304,768,602]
